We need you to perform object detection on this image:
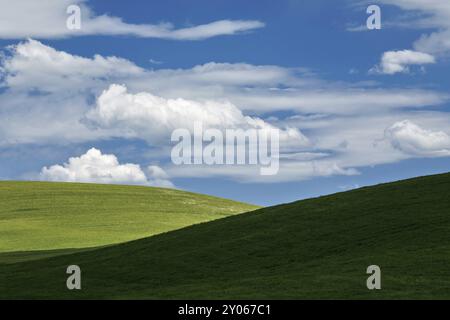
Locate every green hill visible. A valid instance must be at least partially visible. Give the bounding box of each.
[1,173,450,299]
[0,181,258,261]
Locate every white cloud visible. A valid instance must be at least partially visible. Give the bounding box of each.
[1,40,450,183]
[2,40,447,115]
[85,84,309,147]
[415,29,450,56]
[359,1,450,74]
[3,39,143,92]
[0,0,264,40]
[149,59,163,65]
[40,148,173,187]
[376,0,450,56]
[284,111,450,168]
[385,120,450,157]
[0,40,144,145]
[147,111,450,182]
[366,0,450,75]
[147,165,174,188]
[371,50,435,74]
[165,160,359,183]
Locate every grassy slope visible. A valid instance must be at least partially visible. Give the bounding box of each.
[0,181,258,256]
[1,173,450,299]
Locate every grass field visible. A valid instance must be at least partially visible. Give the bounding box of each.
[0,181,258,256]
[1,173,450,299]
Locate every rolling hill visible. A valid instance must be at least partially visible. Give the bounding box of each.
[1,173,450,299]
[0,181,258,262]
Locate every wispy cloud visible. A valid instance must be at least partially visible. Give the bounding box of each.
[0,0,264,40]
[357,0,450,74]
[1,40,450,183]
[347,1,450,75]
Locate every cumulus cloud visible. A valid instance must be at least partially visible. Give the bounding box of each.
[385,120,450,157]
[2,40,447,116]
[376,0,450,56]
[1,40,450,183]
[367,0,450,75]
[146,165,174,188]
[85,84,309,147]
[359,1,450,75]
[371,50,435,74]
[2,39,143,93]
[0,40,143,145]
[0,0,264,40]
[40,148,173,187]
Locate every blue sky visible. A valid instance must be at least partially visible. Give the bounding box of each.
[0,0,449,205]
